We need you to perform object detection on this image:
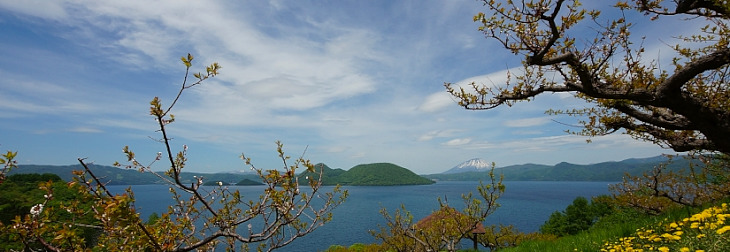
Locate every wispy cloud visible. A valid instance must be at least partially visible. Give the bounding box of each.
[503,117,552,128]
[68,127,103,133]
[0,1,679,173]
[418,92,456,113]
[444,138,472,146]
[418,129,461,141]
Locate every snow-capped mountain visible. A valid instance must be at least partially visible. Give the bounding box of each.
[442,158,493,174]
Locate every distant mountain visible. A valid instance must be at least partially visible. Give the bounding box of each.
[300,163,434,186]
[425,156,696,181]
[9,164,263,185]
[442,158,492,174]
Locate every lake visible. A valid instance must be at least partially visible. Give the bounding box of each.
[109,181,615,251]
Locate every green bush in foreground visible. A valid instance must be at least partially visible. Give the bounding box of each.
[540,196,613,237]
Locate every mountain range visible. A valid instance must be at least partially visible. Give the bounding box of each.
[425,155,694,181]
[8,155,693,185]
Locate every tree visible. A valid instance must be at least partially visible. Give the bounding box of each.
[540,196,612,236]
[0,174,100,251]
[610,154,730,214]
[477,224,547,251]
[1,54,348,251]
[370,167,505,252]
[446,0,730,155]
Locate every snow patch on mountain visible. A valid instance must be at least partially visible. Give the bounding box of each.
[442,158,492,174]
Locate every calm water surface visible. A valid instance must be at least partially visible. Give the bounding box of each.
[110,181,615,251]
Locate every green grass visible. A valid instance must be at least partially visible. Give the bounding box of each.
[500,200,728,252]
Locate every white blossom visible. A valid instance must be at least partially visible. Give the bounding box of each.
[30,204,44,216]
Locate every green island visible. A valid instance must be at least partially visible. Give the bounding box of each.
[301,163,435,186]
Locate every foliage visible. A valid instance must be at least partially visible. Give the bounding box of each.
[610,154,730,215]
[501,201,686,251]
[447,0,730,155]
[0,173,99,251]
[1,54,348,251]
[478,224,548,250]
[540,196,613,236]
[500,198,729,251]
[370,166,506,252]
[325,243,383,252]
[601,202,730,251]
[0,150,18,184]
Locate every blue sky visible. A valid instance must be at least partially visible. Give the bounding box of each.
[0,1,684,174]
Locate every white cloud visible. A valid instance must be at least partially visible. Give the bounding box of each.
[418,92,456,112]
[418,129,460,141]
[0,0,68,20]
[444,138,472,146]
[503,117,551,128]
[34,1,385,129]
[68,127,103,133]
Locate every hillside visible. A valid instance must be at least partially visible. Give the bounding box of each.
[301,163,348,185]
[425,156,695,181]
[300,163,435,186]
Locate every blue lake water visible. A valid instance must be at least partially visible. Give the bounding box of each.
[109,181,615,251]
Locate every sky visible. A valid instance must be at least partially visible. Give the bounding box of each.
[0,1,690,174]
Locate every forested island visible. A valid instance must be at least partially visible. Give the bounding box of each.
[300,163,435,186]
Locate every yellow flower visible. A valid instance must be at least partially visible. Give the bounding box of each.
[690,222,700,229]
[658,247,669,252]
[716,225,730,235]
[680,248,690,252]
